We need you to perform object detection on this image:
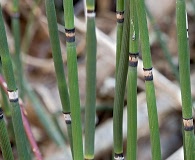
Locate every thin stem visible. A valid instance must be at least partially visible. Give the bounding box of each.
[126,0,139,159]
[113,0,130,158]
[84,0,97,159]
[0,108,14,160]
[116,0,124,75]
[135,0,161,159]
[63,0,84,159]
[45,0,73,155]
[0,5,31,160]
[145,7,179,81]
[176,0,195,159]
[12,0,24,99]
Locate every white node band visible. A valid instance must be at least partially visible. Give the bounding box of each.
[8,90,19,102]
[87,12,96,18]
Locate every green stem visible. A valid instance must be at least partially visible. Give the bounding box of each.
[45,0,73,155]
[116,0,124,75]
[176,0,195,159]
[0,5,31,160]
[84,0,97,159]
[113,0,130,158]
[135,0,161,159]
[0,108,14,160]
[126,0,139,159]
[145,7,179,81]
[63,0,84,159]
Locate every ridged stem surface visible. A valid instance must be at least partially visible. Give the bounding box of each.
[176,0,195,159]
[0,5,31,160]
[63,0,84,159]
[84,0,97,159]
[113,0,130,157]
[126,0,139,159]
[135,0,161,159]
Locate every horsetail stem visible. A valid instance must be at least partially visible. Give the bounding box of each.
[176,0,195,159]
[113,0,130,158]
[45,0,74,155]
[0,108,14,160]
[145,7,180,81]
[135,0,161,159]
[0,5,31,160]
[11,0,25,99]
[126,0,139,159]
[84,0,97,159]
[63,0,84,159]
[116,0,124,75]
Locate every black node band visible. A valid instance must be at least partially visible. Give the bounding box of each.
[9,99,19,103]
[114,153,124,160]
[65,28,75,42]
[129,52,139,67]
[143,67,153,81]
[0,108,3,119]
[87,10,95,13]
[116,11,124,23]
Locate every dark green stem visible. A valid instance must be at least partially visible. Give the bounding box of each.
[135,0,161,159]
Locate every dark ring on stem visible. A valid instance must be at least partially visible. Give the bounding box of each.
[114,153,124,160]
[129,52,139,67]
[63,112,71,124]
[11,12,20,18]
[183,118,194,131]
[65,28,75,42]
[7,89,19,103]
[143,67,153,81]
[116,11,124,23]
[87,9,96,18]
[0,108,3,119]
[85,158,94,160]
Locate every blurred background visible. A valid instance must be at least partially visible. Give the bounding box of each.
[1,0,195,159]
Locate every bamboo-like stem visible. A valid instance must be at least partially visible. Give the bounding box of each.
[12,0,24,99]
[63,0,84,159]
[0,5,31,160]
[116,0,124,75]
[135,0,161,159]
[84,0,97,159]
[0,108,14,160]
[45,0,73,155]
[126,0,139,159]
[145,7,179,81]
[113,0,130,158]
[176,0,195,159]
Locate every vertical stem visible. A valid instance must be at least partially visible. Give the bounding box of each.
[116,0,124,75]
[113,0,130,159]
[176,0,195,159]
[135,0,161,159]
[84,0,97,159]
[63,0,84,159]
[126,0,139,159]
[12,0,24,99]
[45,0,73,155]
[0,108,14,160]
[145,7,180,81]
[0,5,31,160]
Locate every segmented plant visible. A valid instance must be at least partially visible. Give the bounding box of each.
[63,0,84,159]
[45,0,73,154]
[84,0,97,159]
[0,5,31,160]
[176,0,195,159]
[113,0,130,159]
[135,0,161,159]
[126,0,139,159]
